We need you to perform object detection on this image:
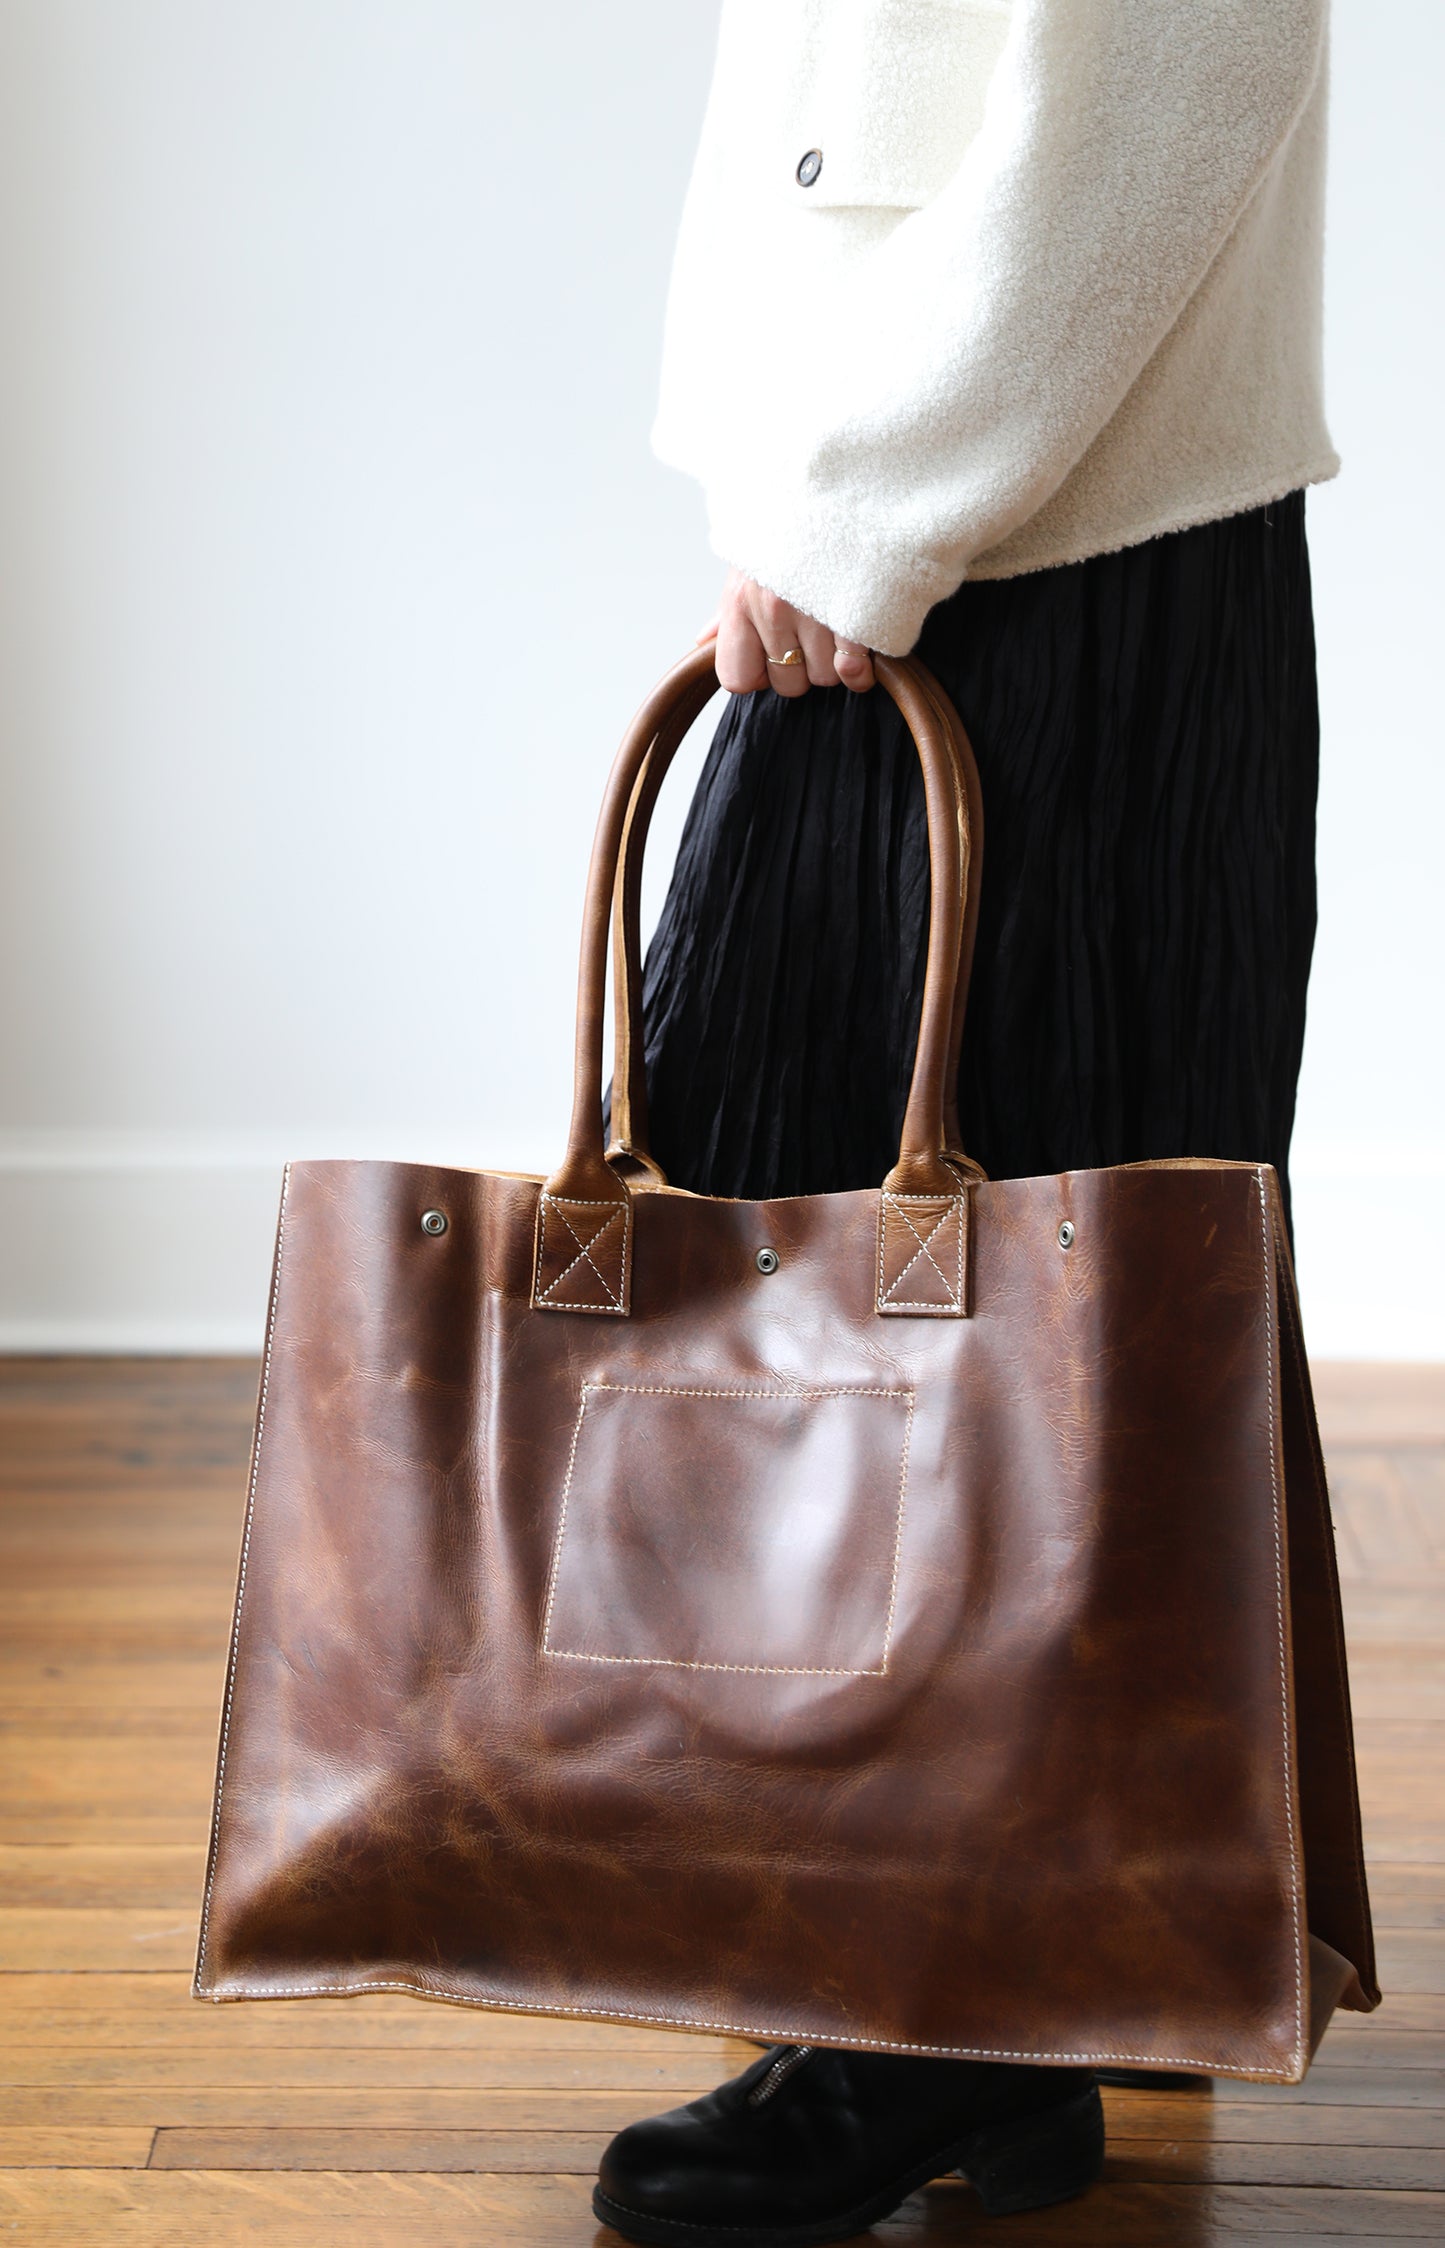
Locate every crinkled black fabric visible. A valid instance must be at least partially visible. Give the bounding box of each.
[637,494,1319,1235]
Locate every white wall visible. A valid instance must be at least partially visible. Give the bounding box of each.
[0,0,1439,1356]
[1288,0,1445,1355]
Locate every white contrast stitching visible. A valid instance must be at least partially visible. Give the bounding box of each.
[543,1203,625,1306]
[537,1199,625,1308]
[877,1390,914,1667]
[541,1381,914,1676]
[535,1193,631,1314]
[196,1976,1295,2077]
[194,1163,291,1990]
[1258,1164,1307,2078]
[584,1383,913,1400]
[878,1194,964,1307]
[544,1651,889,1677]
[883,1203,956,1301]
[877,1191,965,1312]
[538,1383,592,1655]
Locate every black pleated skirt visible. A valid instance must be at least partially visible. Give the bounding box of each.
[638,494,1319,1232]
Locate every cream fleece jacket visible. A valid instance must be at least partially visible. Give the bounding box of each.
[652,0,1337,654]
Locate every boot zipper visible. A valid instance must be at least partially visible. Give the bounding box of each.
[747,2045,816,2107]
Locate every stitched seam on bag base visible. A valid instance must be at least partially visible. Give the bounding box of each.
[1258,1164,1307,2078]
[1274,1201,1374,1949]
[535,1194,629,1313]
[541,1381,914,1676]
[197,1975,1290,2076]
[877,1192,964,1311]
[195,1163,291,1988]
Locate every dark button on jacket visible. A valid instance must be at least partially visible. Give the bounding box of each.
[796,148,823,188]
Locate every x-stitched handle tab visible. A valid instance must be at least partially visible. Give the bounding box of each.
[533,1194,632,1316]
[877,1190,968,1318]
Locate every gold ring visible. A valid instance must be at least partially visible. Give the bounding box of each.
[766,648,804,667]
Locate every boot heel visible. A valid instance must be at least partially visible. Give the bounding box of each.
[961,2083,1105,2218]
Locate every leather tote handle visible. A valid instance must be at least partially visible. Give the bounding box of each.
[533,646,984,1317]
[606,659,985,1179]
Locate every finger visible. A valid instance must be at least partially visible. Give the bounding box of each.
[694,614,721,646]
[834,638,875,692]
[797,615,841,688]
[762,642,810,697]
[714,604,769,694]
[753,587,810,698]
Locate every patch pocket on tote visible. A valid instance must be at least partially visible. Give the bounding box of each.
[541,1382,915,1676]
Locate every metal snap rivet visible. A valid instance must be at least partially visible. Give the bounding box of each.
[796,147,823,188]
[755,1247,780,1275]
[421,1210,448,1236]
[1057,1220,1075,1250]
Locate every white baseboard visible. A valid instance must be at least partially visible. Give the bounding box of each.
[0,1132,1441,1360]
[1290,1152,1445,1360]
[0,1137,286,1355]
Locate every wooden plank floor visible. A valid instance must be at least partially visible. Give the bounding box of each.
[1,1355,1442,2246]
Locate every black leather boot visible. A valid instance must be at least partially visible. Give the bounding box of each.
[593,2044,1104,2247]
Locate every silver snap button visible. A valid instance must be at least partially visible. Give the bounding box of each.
[1057,1220,1075,1250]
[755,1247,780,1275]
[421,1209,448,1236]
[796,148,823,188]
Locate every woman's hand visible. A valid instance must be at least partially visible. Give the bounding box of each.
[697,569,876,696]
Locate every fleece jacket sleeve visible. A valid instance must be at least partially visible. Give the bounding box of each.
[706,0,1328,653]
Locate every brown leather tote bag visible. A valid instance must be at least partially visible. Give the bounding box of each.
[195,646,1378,2081]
